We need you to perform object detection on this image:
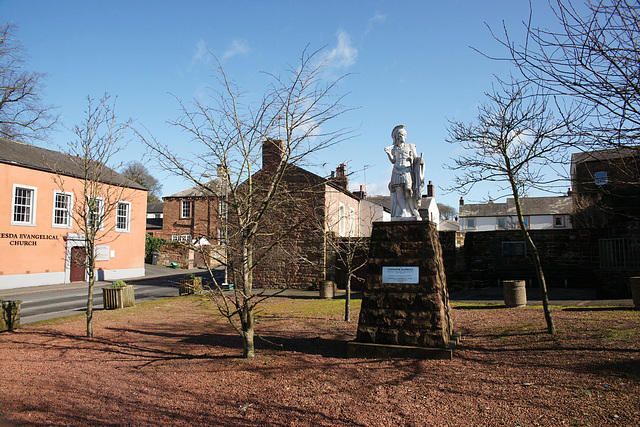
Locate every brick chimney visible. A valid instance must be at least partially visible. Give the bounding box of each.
[332,164,349,190]
[353,184,366,199]
[262,139,285,170]
[427,181,434,198]
[459,196,464,206]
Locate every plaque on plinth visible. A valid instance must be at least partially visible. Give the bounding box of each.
[347,221,457,359]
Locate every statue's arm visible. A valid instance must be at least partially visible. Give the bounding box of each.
[384,146,395,163]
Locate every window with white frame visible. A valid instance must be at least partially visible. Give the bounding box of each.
[181,200,193,218]
[553,215,566,228]
[522,216,530,229]
[338,203,346,236]
[171,234,191,242]
[115,201,131,232]
[11,184,37,226]
[466,218,476,230]
[53,191,73,228]
[88,197,104,231]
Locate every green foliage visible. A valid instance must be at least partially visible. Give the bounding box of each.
[145,233,165,256]
[111,280,127,289]
[183,273,195,280]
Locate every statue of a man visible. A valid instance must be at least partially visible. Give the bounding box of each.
[385,125,424,220]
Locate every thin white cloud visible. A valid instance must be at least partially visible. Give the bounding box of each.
[365,13,387,34]
[322,29,358,69]
[222,39,251,60]
[191,39,211,66]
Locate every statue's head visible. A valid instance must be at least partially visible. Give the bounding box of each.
[392,125,406,143]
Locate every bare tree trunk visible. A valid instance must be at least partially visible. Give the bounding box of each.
[345,275,351,322]
[240,303,255,358]
[241,245,255,358]
[86,271,94,338]
[86,241,95,338]
[510,181,555,334]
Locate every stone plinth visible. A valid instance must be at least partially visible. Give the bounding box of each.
[348,221,454,359]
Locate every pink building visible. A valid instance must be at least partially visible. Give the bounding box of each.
[0,138,147,290]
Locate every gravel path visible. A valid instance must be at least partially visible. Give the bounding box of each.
[0,297,638,426]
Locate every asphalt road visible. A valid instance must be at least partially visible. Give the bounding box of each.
[11,268,223,325]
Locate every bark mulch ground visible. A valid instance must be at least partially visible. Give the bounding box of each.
[0,297,638,426]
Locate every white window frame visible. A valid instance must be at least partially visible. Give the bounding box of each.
[115,201,131,232]
[88,197,105,231]
[181,200,193,219]
[171,234,191,242]
[553,215,566,228]
[11,184,37,226]
[52,191,73,228]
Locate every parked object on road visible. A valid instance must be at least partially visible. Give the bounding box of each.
[0,300,21,331]
[179,274,203,295]
[103,281,135,309]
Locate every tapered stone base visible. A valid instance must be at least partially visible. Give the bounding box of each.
[350,221,455,357]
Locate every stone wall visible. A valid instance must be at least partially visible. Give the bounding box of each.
[355,221,453,348]
[456,227,640,297]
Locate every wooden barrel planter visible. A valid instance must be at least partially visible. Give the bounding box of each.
[179,276,203,295]
[503,280,527,308]
[0,300,21,332]
[103,285,135,309]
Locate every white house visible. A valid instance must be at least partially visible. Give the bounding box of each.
[458,195,573,232]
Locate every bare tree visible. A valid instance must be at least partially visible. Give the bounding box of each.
[0,22,57,141]
[437,203,457,220]
[446,79,579,334]
[490,0,640,224]
[121,161,163,203]
[492,0,639,150]
[60,94,133,338]
[142,48,354,358]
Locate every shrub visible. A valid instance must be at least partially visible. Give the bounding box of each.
[145,233,166,257]
[111,280,127,289]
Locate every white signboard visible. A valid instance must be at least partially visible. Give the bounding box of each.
[95,245,110,261]
[382,266,419,284]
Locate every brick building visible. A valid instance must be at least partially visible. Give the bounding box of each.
[571,147,640,227]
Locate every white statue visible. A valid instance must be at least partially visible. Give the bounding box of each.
[384,125,424,220]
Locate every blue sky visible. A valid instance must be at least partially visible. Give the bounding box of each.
[2,0,578,210]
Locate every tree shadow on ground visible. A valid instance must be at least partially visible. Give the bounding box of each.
[562,306,636,312]
[452,304,506,310]
[182,332,348,359]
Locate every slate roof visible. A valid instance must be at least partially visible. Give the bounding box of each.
[0,137,146,190]
[571,147,639,164]
[164,178,227,198]
[459,196,573,217]
[147,202,164,214]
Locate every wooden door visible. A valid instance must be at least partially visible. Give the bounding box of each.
[70,247,86,282]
